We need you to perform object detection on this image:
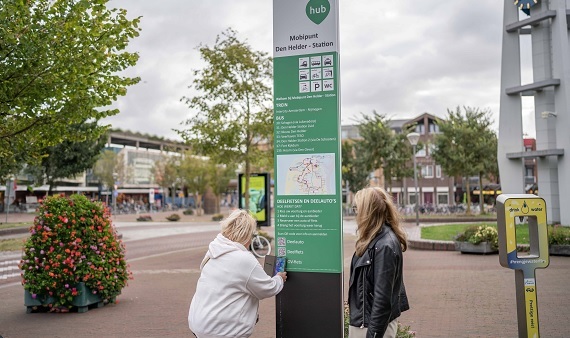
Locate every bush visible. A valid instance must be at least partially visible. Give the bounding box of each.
[183,209,194,215]
[211,214,224,221]
[136,215,153,222]
[166,213,180,222]
[343,301,415,337]
[455,224,498,249]
[19,194,132,310]
[548,225,570,245]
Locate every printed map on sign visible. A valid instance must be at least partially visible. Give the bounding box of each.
[276,153,336,195]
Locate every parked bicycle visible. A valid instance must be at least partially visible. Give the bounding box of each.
[250,232,271,258]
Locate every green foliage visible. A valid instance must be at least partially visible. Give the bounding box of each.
[431,107,497,214]
[93,150,126,189]
[355,111,394,172]
[177,28,273,210]
[0,238,25,252]
[455,224,498,248]
[352,111,415,192]
[166,213,180,222]
[136,215,152,222]
[341,141,370,194]
[211,214,224,221]
[548,225,570,245]
[421,222,533,245]
[25,122,107,193]
[343,301,415,337]
[20,194,131,310]
[0,0,140,180]
[183,208,194,215]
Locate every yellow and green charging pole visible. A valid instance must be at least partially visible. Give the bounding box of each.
[497,194,550,338]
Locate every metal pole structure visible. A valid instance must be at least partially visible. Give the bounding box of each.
[412,144,419,226]
[407,132,420,226]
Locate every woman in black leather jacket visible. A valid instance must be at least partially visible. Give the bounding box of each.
[348,187,409,338]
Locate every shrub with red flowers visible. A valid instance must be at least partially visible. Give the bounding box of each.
[19,194,132,310]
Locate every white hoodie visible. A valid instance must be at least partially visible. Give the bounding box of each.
[188,234,283,338]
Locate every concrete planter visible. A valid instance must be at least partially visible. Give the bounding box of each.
[549,245,570,256]
[454,241,498,254]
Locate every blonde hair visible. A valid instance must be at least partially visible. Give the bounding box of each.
[354,187,407,256]
[221,209,257,246]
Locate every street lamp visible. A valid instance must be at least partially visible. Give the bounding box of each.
[407,132,420,226]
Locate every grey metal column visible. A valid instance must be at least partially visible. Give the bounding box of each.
[549,0,570,225]
[533,1,560,223]
[498,1,524,195]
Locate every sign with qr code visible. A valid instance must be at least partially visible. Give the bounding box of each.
[273,0,342,274]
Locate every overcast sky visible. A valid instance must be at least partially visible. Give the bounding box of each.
[104,0,537,141]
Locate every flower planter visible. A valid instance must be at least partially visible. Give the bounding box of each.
[549,245,570,256]
[24,282,113,313]
[20,194,131,313]
[455,241,498,254]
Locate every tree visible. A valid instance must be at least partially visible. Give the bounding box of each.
[354,111,415,196]
[431,106,497,214]
[93,150,123,193]
[355,111,393,174]
[25,122,107,194]
[177,28,273,210]
[383,130,415,194]
[341,140,370,195]
[0,0,140,180]
[207,161,238,213]
[178,154,210,212]
[152,154,181,207]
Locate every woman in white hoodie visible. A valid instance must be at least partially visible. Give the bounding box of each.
[188,209,287,338]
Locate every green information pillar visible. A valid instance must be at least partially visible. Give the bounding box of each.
[273,1,343,337]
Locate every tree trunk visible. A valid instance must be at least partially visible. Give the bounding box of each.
[465,179,472,215]
[244,159,250,212]
[479,172,485,215]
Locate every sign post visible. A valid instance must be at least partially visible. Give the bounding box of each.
[497,194,550,338]
[273,0,343,337]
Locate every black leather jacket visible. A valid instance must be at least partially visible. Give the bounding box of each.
[348,225,409,338]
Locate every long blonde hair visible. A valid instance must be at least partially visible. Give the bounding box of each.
[354,187,407,256]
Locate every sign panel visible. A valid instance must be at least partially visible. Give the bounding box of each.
[273,0,342,273]
[238,173,270,227]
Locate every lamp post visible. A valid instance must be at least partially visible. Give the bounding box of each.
[407,132,420,226]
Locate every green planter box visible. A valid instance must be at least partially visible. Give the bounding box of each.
[24,282,111,313]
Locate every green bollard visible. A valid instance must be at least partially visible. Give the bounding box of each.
[496,194,550,338]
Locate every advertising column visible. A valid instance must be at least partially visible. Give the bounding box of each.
[273,1,343,337]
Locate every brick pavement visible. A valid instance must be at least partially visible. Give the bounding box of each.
[1,213,569,337]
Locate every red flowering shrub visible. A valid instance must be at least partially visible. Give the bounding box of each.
[19,194,132,310]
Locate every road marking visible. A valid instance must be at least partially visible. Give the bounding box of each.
[132,269,201,274]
